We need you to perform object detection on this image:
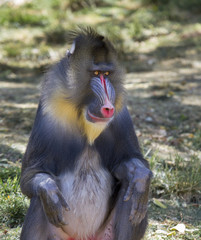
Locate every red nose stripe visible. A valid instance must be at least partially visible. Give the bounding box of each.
[100,74,109,98]
[99,74,114,118]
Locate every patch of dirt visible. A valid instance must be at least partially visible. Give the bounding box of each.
[125,55,201,160]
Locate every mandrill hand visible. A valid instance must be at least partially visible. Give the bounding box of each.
[37,178,70,227]
[115,158,152,225]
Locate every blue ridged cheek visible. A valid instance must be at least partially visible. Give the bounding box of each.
[90,77,116,105]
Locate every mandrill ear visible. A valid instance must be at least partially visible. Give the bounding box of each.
[66,41,76,56]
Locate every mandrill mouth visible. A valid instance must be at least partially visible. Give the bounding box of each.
[87,110,113,123]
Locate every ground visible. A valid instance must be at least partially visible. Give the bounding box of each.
[0,1,201,239]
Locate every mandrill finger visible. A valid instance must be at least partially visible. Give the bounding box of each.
[58,192,70,211]
[58,211,68,226]
[124,182,135,201]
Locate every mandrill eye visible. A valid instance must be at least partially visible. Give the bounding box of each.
[105,71,110,76]
[94,71,99,76]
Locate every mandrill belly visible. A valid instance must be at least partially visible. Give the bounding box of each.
[53,147,113,240]
[61,170,112,239]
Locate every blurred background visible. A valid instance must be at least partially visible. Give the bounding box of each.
[0,0,201,239]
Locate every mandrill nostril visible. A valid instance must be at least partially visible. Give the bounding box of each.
[101,106,114,118]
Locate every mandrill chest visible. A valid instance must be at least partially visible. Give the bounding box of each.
[57,146,113,240]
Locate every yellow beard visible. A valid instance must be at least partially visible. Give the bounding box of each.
[80,109,107,145]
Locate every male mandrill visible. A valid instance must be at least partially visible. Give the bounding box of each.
[20,28,152,240]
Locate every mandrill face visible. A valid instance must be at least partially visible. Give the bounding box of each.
[79,65,121,144]
[86,67,116,125]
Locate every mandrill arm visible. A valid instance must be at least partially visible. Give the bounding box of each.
[114,158,152,225]
[20,106,70,227]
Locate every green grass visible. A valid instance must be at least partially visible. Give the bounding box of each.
[0,6,48,27]
[3,42,25,58]
[0,227,21,240]
[192,130,201,151]
[148,199,201,239]
[0,161,29,228]
[149,153,201,200]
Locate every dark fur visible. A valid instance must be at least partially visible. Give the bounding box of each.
[20,28,152,240]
